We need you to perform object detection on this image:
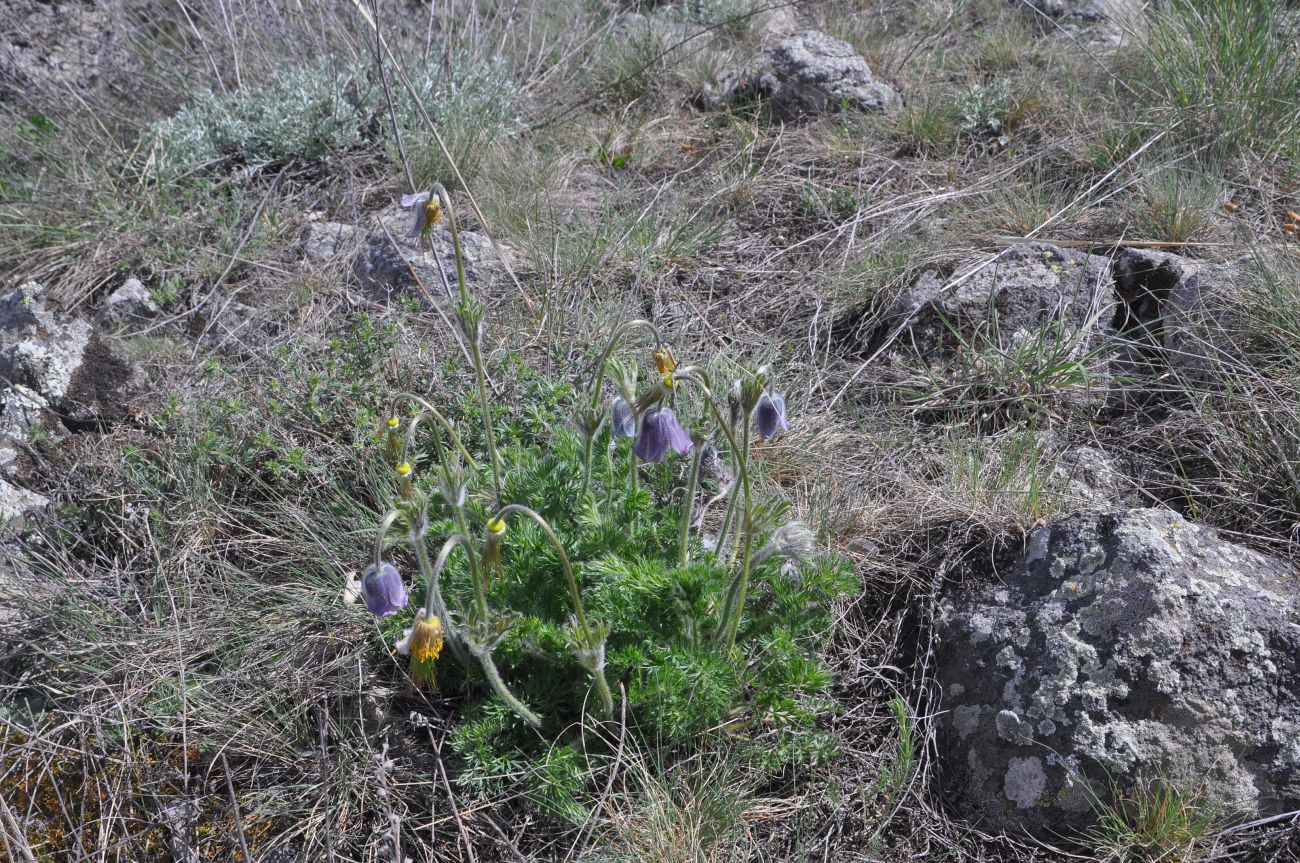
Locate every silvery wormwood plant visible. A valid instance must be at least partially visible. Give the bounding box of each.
[359,182,824,736]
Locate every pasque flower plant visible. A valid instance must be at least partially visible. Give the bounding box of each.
[360,179,851,795]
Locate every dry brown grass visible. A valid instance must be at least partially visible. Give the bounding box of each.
[4,0,1300,860]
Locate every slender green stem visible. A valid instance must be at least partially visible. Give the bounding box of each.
[727,420,752,567]
[389,393,478,470]
[671,369,754,648]
[585,319,666,409]
[433,184,470,307]
[590,667,615,722]
[372,510,402,570]
[471,645,543,728]
[492,504,614,719]
[428,185,504,502]
[452,506,490,621]
[717,470,739,560]
[604,437,615,510]
[468,336,504,502]
[721,510,753,652]
[679,441,704,568]
[494,505,590,639]
[415,534,469,667]
[579,432,596,501]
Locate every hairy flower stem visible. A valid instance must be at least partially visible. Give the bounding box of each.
[679,442,705,568]
[585,319,665,409]
[471,645,542,728]
[452,507,491,622]
[415,535,469,667]
[389,395,479,470]
[672,368,753,649]
[494,504,615,720]
[716,446,741,560]
[426,529,537,725]
[579,433,596,502]
[433,184,504,502]
[469,337,504,502]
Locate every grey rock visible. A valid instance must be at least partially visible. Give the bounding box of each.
[300,220,361,264]
[1052,446,1138,510]
[1024,0,1139,24]
[354,207,514,300]
[754,31,902,120]
[893,244,1118,358]
[752,6,800,44]
[0,385,54,444]
[0,282,92,404]
[1111,247,1231,377]
[95,277,162,327]
[1019,0,1142,44]
[0,0,135,104]
[936,508,1300,834]
[0,477,49,525]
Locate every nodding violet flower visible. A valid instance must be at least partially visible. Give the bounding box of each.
[361,562,409,616]
[400,191,444,238]
[632,407,693,464]
[610,397,636,438]
[395,609,444,689]
[753,392,790,440]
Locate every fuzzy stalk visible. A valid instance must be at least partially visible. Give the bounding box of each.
[415,534,469,667]
[390,393,479,470]
[585,319,666,410]
[493,504,614,720]
[679,441,705,568]
[671,368,754,649]
[471,644,542,728]
[433,184,504,502]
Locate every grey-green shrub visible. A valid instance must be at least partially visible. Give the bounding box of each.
[145,54,520,178]
[147,64,372,170]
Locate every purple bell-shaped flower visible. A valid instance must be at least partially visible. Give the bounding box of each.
[632,407,693,463]
[400,191,443,238]
[753,393,789,440]
[361,561,409,616]
[610,397,637,438]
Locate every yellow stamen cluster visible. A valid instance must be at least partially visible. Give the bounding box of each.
[395,462,412,476]
[410,616,444,663]
[487,517,506,534]
[652,348,677,376]
[387,416,401,428]
[423,200,444,231]
[409,615,444,689]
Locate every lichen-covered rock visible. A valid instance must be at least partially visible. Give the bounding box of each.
[936,508,1300,834]
[1052,446,1138,510]
[709,30,901,120]
[300,220,361,264]
[888,244,1119,358]
[1018,0,1142,44]
[0,282,92,404]
[0,477,49,525]
[1111,247,1233,379]
[95,277,162,327]
[1,0,135,104]
[353,208,514,300]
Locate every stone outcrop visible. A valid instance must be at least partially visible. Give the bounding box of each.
[935,508,1300,834]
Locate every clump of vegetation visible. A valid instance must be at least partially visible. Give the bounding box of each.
[146,64,372,170]
[956,79,1016,149]
[1140,0,1300,162]
[144,54,519,178]
[359,186,853,814]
